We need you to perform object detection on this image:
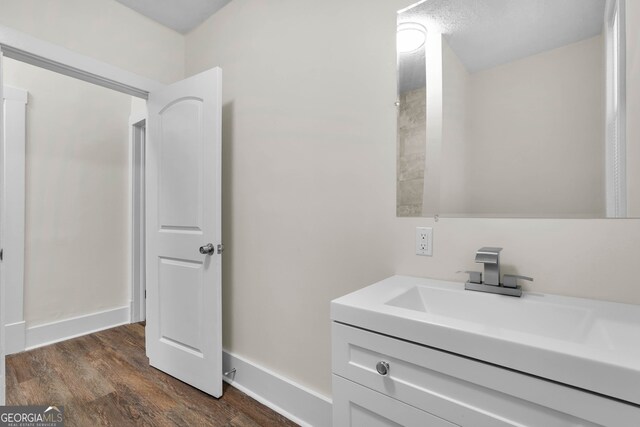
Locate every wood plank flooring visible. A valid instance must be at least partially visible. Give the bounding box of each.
[6,323,299,427]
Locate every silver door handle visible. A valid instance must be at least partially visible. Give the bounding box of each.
[199,243,215,255]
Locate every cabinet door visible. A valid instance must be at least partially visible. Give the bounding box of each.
[333,375,457,427]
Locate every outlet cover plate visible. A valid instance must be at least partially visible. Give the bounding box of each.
[416,227,433,256]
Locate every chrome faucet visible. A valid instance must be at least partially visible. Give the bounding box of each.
[475,247,502,286]
[460,247,533,297]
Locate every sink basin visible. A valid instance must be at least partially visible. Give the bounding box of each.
[331,276,640,405]
[386,285,621,347]
[386,285,596,342]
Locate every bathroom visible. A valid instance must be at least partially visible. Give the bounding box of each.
[0,0,638,426]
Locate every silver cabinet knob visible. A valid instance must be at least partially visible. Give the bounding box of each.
[376,361,390,376]
[199,243,215,255]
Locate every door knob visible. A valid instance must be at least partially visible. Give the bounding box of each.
[199,243,215,255]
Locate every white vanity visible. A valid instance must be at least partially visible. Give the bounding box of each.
[331,276,640,426]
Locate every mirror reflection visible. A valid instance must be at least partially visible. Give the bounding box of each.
[397,0,634,218]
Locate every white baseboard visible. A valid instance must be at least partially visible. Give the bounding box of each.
[223,351,332,427]
[5,321,26,355]
[25,306,130,351]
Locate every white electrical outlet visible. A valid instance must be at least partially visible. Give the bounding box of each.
[416,227,433,256]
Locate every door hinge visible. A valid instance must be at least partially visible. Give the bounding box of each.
[0,248,3,261]
[144,290,147,299]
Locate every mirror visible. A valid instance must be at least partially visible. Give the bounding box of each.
[396,0,634,218]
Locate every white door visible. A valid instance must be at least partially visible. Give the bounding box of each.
[146,68,223,397]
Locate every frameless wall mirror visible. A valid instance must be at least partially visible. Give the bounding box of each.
[396,0,634,218]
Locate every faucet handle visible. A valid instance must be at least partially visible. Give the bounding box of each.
[457,270,482,284]
[502,274,533,289]
[475,247,503,264]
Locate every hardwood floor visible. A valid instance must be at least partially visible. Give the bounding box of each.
[6,323,299,427]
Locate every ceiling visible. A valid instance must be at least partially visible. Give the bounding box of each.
[114,0,231,34]
[399,0,606,78]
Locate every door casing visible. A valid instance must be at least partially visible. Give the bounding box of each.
[130,115,147,324]
[2,85,27,355]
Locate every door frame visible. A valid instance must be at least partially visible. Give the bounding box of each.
[0,24,164,404]
[0,25,162,97]
[129,114,146,323]
[2,85,27,355]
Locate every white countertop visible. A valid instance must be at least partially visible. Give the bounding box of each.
[331,275,640,406]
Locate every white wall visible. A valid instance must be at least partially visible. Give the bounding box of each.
[187,0,640,399]
[3,58,132,326]
[426,35,605,217]
[0,0,185,84]
[186,0,402,396]
[466,35,605,217]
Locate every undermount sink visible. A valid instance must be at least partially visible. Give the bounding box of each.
[331,276,640,406]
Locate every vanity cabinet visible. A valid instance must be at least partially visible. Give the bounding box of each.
[332,322,640,427]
